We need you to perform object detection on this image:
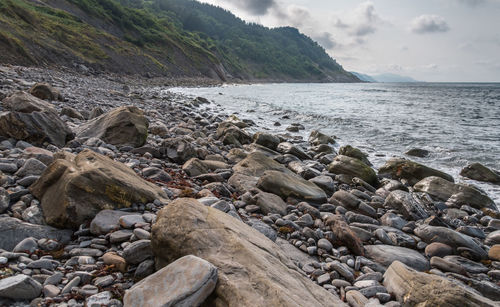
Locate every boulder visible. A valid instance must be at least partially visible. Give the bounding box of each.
[90,210,136,235]
[309,130,335,146]
[378,158,454,185]
[414,176,496,210]
[405,148,430,158]
[460,163,500,184]
[75,106,148,148]
[328,155,377,186]
[233,152,291,177]
[253,132,280,150]
[0,274,42,300]
[364,245,429,271]
[228,173,259,194]
[216,122,251,147]
[29,82,63,101]
[0,92,73,147]
[161,137,198,163]
[151,198,347,307]
[251,189,288,216]
[61,107,84,120]
[0,217,72,251]
[276,142,311,160]
[339,145,371,166]
[326,215,364,256]
[414,225,488,259]
[182,158,229,177]
[383,261,498,306]
[384,190,429,221]
[124,255,217,307]
[257,170,327,203]
[30,149,168,228]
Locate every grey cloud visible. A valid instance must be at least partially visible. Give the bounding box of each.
[283,5,311,27]
[221,0,276,15]
[456,0,486,6]
[313,32,339,50]
[334,1,381,37]
[411,15,450,34]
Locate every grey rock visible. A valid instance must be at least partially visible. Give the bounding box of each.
[317,238,333,252]
[485,230,500,245]
[119,214,145,228]
[90,210,134,235]
[12,237,38,254]
[364,245,430,271]
[61,276,80,294]
[15,158,46,177]
[86,291,113,307]
[124,255,217,307]
[251,221,277,242]
[135,259,155,281]
[0,274,42,300]
[384,190,429,221]
[123,240,152,264]
[43,284,60,297]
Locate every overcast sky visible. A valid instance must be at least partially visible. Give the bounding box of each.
[198,0,500,82]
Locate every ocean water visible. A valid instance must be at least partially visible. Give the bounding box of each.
[169,82,500,206]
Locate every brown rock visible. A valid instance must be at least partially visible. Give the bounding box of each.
[325,215,364,256]
[30,149,168,228]
[489,245,500,261]
[102,252,127,272]
[425,242,454,258]
[29,83,63,101]
[151,198,347,307]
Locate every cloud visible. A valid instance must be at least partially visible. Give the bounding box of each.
[455,0,487,6]
[281,5,311,27]
[313,32,339,49]
[218,0,276,16]
[333,1,382,38]
[411,15,450,34]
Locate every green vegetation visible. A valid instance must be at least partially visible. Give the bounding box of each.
[0,0,358,81]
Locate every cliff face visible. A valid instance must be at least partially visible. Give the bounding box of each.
[0,0,359,82]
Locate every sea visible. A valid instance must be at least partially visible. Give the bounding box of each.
[169,82,500,207]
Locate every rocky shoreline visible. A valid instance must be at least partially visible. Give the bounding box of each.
[0,64,499,307]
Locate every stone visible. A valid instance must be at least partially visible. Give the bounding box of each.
[102,253,127,272]
[489,245,500,261]
[89,107,105,119]
[430,257,468,275]
[233,152,291,177]
[346,290,369,307]
[61,107,84,120]
[414,176,496,210]
[251,221,277,242]
[75,106,148,147]
[15,158,46,177]
[90,210,135,235]
[0,274,42,300]
[134,259,155,281]
[380,212,406,230]
[23,147,54,165]
[485,230,500,245]
[2,91,56,113]
[119,215,144,228]
[182,158,210,177]
[253,132,280,150]
[43,284,60,297]
[414,225,488,259]
[318,238,333,252]
[328,155,377,185]
[309,130,335,146]
[216,121,251,147]
[425,242,454,258]
[29,83,62,101]
[378,158,454,185]
[123,240,152,264]
[257,170,327,203]
[124,255,217,307]
[61,276,80,294]
[86,291,113,307]
[12,237,38,254]
[339,145,371,166]
[109,230,133,243]
[161,137,198,163]
[276,142,311,160]
[405,148,430,158]
[460,162,500,184]
[309,175,335,194]
[0,217,72,251]
[152,198,347,306]
[383,261,498,306]
[443,255,489,274]
[364,245,430,271]
[384,190,429,221]
[0,95,73,147]
[30,149,168,228]
[252,189,288,215]
[326,215,364,256]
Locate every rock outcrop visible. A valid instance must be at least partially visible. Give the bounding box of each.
[151,198,347,307]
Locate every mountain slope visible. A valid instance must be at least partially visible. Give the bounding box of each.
[0,0,358,82]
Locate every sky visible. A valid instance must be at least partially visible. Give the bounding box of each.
[197,0,500,82]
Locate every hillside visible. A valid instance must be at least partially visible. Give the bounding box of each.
[0,0,359,82]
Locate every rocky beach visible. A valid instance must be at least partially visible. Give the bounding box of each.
[0,64,499,307]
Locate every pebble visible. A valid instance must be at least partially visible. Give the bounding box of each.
[61,276,81,294]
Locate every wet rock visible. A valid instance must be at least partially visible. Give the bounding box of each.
[339,145,372,166]
[76,106,148,147]
[380,212,406,230]
[30,149,168,228]
[364,245,430,271]
[383,261,497,306]
[414,225,488,259]
[378,158,453,185]
[277,142,311,160]
[216,122,251,147]
[309,175,335,194]
[414,176,496,210]
[326,215,364,256]
[257,170,327,203]
[430,256,468,275]
[152,198,347,306]
[460,162,500,184]
[485,230,500,245]
[424,242,453,258]
[0,274,42,300]
[328,155,377,186]
[405,148,430,158]
[0,217,72,251]
[309,130,335,146]
[253,132,280,150]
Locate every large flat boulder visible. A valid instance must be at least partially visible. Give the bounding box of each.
[414,224,488,259]
[0,92,73,147]
[383,261,497,306]
[151,198,347,307]
[379,158,454,185]
[414,176,496,210]
[75,106,148,147]
[364,245,429,271]
[328,155,377,186]
[460,163,500,184]
[124,255,217,307]
[257,170,327,203]
[30,149,168,229]
[233,152,291,177]
[0,217,72,251]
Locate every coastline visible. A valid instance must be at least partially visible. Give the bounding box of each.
[0,65,499,306]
